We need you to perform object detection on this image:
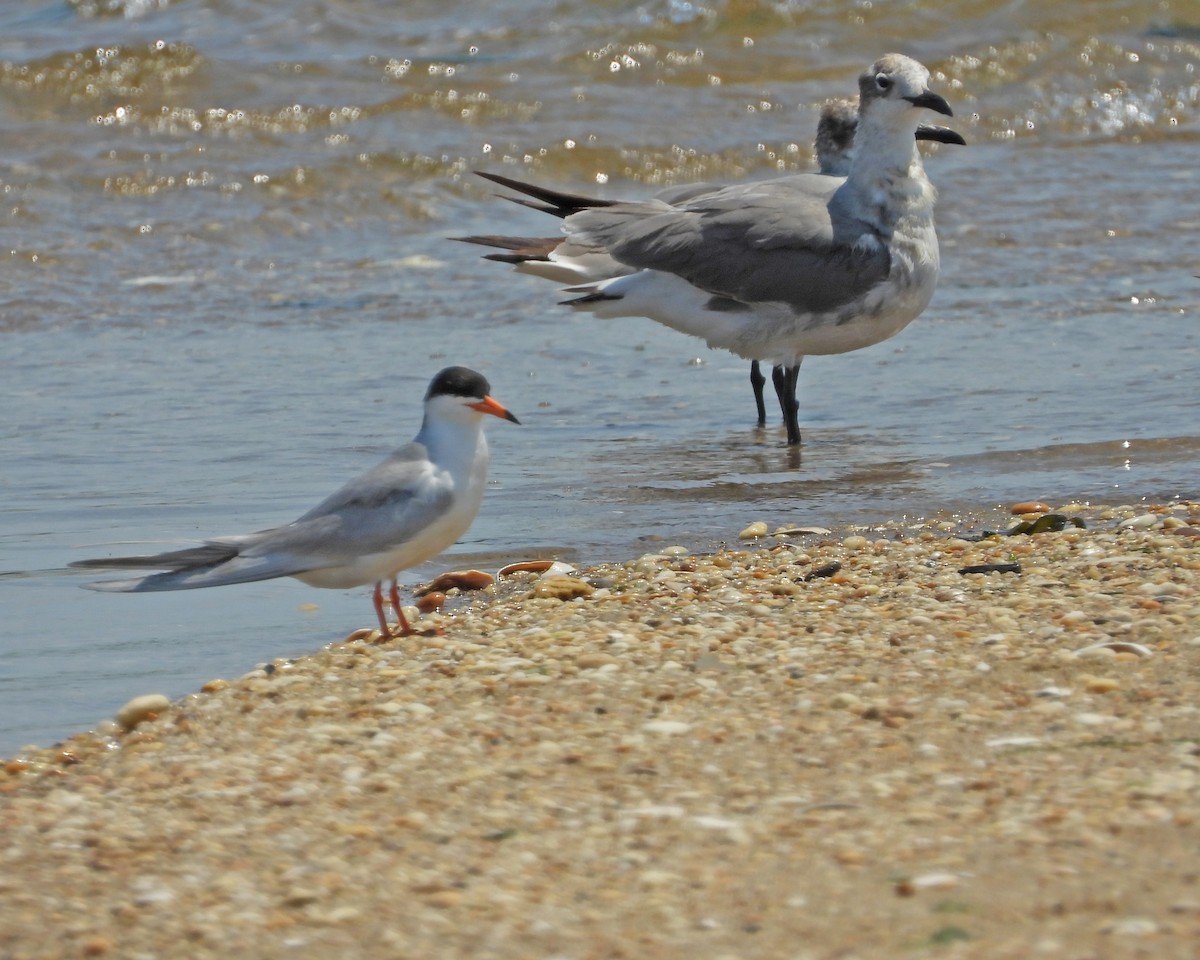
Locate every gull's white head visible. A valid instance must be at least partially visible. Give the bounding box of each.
[858,54,953,126]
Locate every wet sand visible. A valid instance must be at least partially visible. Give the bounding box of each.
[3,501,1199,959]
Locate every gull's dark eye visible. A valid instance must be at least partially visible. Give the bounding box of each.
[875,73,893,92]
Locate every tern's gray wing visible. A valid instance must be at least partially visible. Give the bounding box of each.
[257,441,452,563]
[565,175,891,314]
[77,443,454,592]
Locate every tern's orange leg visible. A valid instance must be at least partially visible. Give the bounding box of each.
[371,581,393,638]
[388,579,415,636]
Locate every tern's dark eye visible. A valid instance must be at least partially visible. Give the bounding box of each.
[875,73,893,92]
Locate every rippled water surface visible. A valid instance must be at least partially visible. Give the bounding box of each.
[2,0,1198,753]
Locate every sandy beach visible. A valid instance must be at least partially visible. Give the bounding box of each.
[3,501,1198,959]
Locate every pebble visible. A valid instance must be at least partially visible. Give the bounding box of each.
[1011,501,1051,515]
[81,936,113,957]
[422,890,464,909]
[638,869,681,888]
[415,591,446,613]
[628,805,686,818]
[1118,513,1159,530]
[532,575,595,600]
[986,736,1043,749]
[1101,916,1161,937]
[642,720,692,735]
[576,653,618,670]
[1073,712,1115,727]
[691,815,739,830]
[115,694,171,732]
[739,521,768,539]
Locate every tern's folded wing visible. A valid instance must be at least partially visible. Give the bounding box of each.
[264,443,456,563]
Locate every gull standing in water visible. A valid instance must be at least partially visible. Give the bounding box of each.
[749,95,965,434]
[72,366,520,639]
[459,54,962,445]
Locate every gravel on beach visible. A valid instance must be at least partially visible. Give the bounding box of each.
[3,501,1199,959]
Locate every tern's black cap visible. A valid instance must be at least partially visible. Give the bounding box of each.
[426,366,491,401]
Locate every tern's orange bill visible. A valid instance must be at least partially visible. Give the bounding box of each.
[470,396,520,424]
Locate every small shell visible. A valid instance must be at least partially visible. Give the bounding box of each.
[913,872,961,889]
[417,569,495,594]
[772,526,832,537]
[116,694,171,732]
[1073,640,1154,658]
[498,560,577,578]
[803,561,842,582]
[343,627,376,644]
[958,562,1022,575]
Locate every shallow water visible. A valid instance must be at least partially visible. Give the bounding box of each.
[2,0,1198,753]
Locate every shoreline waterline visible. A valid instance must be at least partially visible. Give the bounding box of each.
[6,498,1195,761]
[2,499,1197,957]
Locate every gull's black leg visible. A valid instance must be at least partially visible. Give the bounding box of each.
[773,364,802,446]
[750,361,767,426]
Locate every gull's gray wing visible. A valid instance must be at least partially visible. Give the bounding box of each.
[565,175,891,314]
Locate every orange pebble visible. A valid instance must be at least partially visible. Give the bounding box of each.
[415,591,446,613]
[1011,501,1051,515]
